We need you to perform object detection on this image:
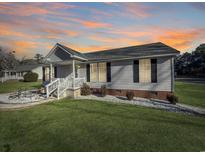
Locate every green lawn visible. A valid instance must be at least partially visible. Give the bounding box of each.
[0,80,42,94]
[175,81,205,108]
[0,99,205,152]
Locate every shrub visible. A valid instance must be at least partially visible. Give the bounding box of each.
[167,93,178,104]
[23,72,38,82]
[101,85,107,97]
[126,91,134,100]
[81,83,91,96]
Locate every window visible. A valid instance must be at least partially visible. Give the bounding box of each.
[99,62,107,82]
[139,59,151,83]
[89,62,109,82]
[90,63,98,82]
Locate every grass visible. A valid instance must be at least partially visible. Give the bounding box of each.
[0,80,42,94]
[0,99,205,152]
[175,81,205,108]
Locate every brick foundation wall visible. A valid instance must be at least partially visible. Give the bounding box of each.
[91,88,172,101]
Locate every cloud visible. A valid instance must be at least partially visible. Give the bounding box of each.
[80,20,112,29]
[0,3,78,17]
[14,41,37,49]
[0,3,48,16]
[89,35,143,46]
[111,30,149,38]
[154,28,205,51]
[67,43,111,52]
[122,3,152,18]
[38,27,79,37]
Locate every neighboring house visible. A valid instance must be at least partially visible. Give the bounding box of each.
[0,64,44,82]
[44,42,179,100]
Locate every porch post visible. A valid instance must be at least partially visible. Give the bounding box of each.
[73,59,75,89]
[49,63,52,82]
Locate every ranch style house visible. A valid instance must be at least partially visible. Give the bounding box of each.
[43,42,179,100]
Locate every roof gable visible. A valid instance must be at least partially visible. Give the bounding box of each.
[46,43,87,61]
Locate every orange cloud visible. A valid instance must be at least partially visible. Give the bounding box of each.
[38,27,79,37]
[14,41,37,49]
[122,3,152,18]
[71,44,110,52]
[157,29,205,51]
[64,30,79,37]
[89,35,143,46]
[0,3,77,17]
[80,21,112,29]
[0,3,48,16]
[0,24,38,39]
[111,30,149,38]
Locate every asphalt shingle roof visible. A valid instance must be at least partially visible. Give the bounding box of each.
[83,42,180,61]
[57,42,180,61]
[15,64,42,72]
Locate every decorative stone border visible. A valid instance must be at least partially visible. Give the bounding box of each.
[77,94,205,116]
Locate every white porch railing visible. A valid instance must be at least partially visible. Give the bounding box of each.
[45,77,85,99]
[74,77,85,88]
[58,76,72,97]
[45,78,60,98]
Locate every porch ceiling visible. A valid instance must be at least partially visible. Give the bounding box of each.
[53,60,83,65]
[54,60,73,65]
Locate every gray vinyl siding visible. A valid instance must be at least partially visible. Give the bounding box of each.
[78,56,172,92]
[49,48,72,62]
[56,65,73,78]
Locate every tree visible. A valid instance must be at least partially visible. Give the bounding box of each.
[175,43,205,77]
[0,46,19,76]
[34,53,44,63]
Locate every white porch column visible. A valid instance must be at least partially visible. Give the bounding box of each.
[73,59,75,89]
[49,63,52,82]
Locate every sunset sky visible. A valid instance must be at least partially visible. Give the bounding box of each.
[0,2,205,58]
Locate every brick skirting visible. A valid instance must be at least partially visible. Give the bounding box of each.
[91,88,172,100]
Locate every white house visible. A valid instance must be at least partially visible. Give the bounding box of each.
[43,42,179,100]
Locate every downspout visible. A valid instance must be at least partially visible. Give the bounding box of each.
[73,59,75,89]
[171,57,174,93]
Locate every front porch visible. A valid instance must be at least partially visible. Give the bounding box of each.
[44,59,85,99]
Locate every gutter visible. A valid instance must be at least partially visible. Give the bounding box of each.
[82,53,179,63]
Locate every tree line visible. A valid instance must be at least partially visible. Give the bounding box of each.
[175,44,205,77]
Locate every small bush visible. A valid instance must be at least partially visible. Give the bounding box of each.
[23,72,38,82]
[81,83,91,96]
[126,91,134,100]
[167,93,178,104]
[101,85,107,97]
